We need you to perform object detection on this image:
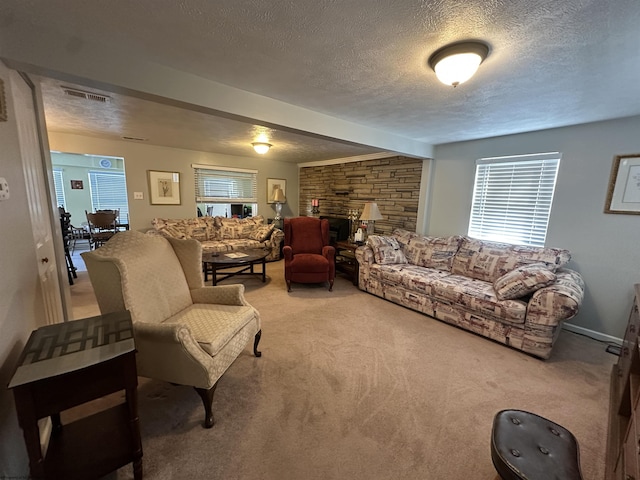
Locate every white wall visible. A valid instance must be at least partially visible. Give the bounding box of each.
[47,132,300,231]
[0,63,45,478]
[430,116,640,339]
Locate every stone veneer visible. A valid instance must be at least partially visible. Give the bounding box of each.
[299,156,423,235]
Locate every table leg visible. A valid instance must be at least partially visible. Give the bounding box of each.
[262,257,266,282]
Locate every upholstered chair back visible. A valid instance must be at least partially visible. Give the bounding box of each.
[82,231,202,325]
[284,216,330,254]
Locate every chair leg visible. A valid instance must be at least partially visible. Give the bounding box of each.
[329,279,334,291]
[286,280,291,292]
[194,383,218,428]
[254,330,262,357]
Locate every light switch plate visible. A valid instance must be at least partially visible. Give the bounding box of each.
[0,177,9,200]
[134,191,143,200]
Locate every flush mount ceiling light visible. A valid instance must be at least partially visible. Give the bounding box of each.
[252,142,272,154]
[428,41,489,87]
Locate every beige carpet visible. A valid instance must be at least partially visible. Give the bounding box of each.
[67,253,614,480]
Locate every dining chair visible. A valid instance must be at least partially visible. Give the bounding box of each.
[85,210,118,249]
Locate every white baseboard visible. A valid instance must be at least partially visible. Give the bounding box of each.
[562,322,622,345]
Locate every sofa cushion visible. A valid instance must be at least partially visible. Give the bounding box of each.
[164,303,257,356]
[451,237,571,283]
[249,223,275,242]
[367,235,407,265]
[494,263,557,300]
[430,274,528,324]
[218,217,257,239]
[399,234,463,271]
[391,228,418,249]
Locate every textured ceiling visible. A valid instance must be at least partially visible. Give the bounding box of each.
[40,78,382,163]
[2,0,640,160]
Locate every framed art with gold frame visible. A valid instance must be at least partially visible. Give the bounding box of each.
[604,154,640,215]
[267,178,286,204]
[0,78,7,122]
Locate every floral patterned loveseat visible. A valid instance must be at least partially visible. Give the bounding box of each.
[150,215,284,261]
[355,229,584,359]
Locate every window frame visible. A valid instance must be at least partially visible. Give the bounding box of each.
[87,170,129,221]
[193,164,258,204]
[52,168,66,209]
[467,152,561,247]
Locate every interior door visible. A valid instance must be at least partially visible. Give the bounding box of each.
[11,70,64,325]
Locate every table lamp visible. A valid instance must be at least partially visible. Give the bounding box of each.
[359,202,383,240]
[273,188,286,222]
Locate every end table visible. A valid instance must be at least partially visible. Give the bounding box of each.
[9,311,143,480]
[335,241,360,286]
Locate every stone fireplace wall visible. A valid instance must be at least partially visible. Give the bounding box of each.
[299,156,423,235]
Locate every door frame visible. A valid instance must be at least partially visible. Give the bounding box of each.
[17,71,72,321]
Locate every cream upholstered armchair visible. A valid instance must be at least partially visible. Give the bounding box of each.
[82,230,261,428]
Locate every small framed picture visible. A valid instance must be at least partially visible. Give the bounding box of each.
[604,154,640,215]
[0,78,6,122]
[148,170,181,205]
[70,180,84,190]
[267,178,286,204]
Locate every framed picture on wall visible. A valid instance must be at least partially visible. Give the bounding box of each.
[0,78,7,122]
[604,154,640,215]
[148,170,181,205]
[267,178,286,204]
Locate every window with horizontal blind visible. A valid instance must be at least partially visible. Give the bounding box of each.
[52,168,66,209]
[468,152,561,247]
[193,165,258,203]
[88,170,129,221]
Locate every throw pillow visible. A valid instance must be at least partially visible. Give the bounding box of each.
[367,235,407,265]
[249,223,275,242]
[493,263,557,300]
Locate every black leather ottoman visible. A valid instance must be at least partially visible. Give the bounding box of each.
[491,409,583,480]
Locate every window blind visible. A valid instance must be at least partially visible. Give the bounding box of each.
[52,168,66,209]
[193,165,257,203]
[88,170,129,220]
[468,153,560,247]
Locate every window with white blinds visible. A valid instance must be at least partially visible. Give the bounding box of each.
[52,168,66,209]
[193,165,258,203]
[468,153,561,247]
[88,170,129,220]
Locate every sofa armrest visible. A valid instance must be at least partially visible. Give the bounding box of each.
[191,284,249,306]
[355,245,375,266]
[265,228,284,260]
[526,268,585,326]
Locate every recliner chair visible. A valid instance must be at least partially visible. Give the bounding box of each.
[82,230,262,428]
[283,216,335,291]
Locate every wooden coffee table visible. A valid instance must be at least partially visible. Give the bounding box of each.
[203,249,269,286]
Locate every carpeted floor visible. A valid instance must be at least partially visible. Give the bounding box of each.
[68,252,615,480]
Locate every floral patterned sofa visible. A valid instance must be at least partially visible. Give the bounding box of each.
[355,229,584,359]
[150,215,284,261]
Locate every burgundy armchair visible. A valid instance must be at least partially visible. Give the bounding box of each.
[283,217,336,291]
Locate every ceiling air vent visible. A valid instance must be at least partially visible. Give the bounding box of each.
[62,87,110,103]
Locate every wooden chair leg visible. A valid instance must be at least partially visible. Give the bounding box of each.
[194,383,218,428]
[253,330,262,357]
[329,279,334,291]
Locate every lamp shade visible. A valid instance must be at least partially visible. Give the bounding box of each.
[360,202,383,221]
[273,188,286,203]
[428,41,489,87]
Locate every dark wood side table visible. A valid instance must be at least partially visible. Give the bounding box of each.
[203,249,269,285]
[8,311,143,480]
[335,241,361,286]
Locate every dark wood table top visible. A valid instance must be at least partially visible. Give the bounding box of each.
[203,249,269,265]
